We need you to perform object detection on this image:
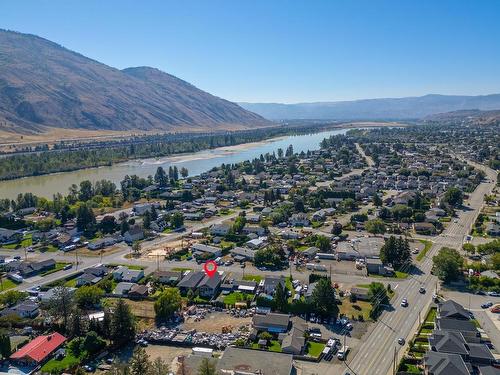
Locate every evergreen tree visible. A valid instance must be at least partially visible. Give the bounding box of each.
[110,299,136,345]
[130,347,150,375]
[0,331,11,359]
[311,278,339,319]
[197,358,217,375]
[154,167,168,187]
[273,283,288,313]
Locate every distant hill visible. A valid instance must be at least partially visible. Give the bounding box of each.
[422,109,500,126]
[239,94,500,120]
[0,29,268,135]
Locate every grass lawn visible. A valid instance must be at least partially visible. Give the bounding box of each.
[41,352,81,373]
[223,292,253,306]
[356,284,371,289]
[471,319,481,328]
[416,240,432,261]
[370,272,408,279]
[339,299,372,321]
[220,240,235,249]
[242,274,262,282]
[425,307,437,323]
[251,340,282,352]
[64,278,78,288]
[306,341,325,357]
[172,267,192,272]
[40,262,71,276]
[162,228,173,234]
[395,271,408,279]
[268,340,282,352]
[39,244,59,252]
[0,279,18,292]
[108,263,145,270]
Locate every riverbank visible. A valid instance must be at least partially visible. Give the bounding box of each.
[0,123,405,199]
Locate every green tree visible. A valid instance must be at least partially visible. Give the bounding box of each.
[365,219,386,235]
[154,167,168,187]
[273,283,288,313]
[231,215,246,234]
[75,285,104,309]
[46,286,75,332]
[180,167,189,178]
[143,211,151,230]
[372,194,383,207]
[154,288,182,322]
[443,187,463,207]
[130,347,151,375]
[79,180,93,201]
[171,212,184,228]
[315,235,331,252]
[0,290,27,307]
[76,204,96,234]
[311,278,339,319]
[432,247,463,282]
[331,222,342,236]
[150,357,170,375]
[462,243,476,255]
[110,299,136,345]
[0,331,11,359]
[197,358,217,375]
[368,282,389,319]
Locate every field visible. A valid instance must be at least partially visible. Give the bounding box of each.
[305,341,325,357]
[41,352,81,373]
[0,279,18,292]
[339,299,372,321]
[182,311,251,333]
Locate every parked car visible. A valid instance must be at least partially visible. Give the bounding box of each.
[481,302,494,309]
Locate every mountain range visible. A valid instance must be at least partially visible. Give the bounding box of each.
[0,29,268,136]
[239,94,500,120]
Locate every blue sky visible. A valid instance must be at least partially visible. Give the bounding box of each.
[2,0,500,103]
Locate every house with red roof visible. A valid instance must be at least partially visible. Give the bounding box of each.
[10,332,67,366]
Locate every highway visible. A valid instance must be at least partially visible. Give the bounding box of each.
[333,161,497,375]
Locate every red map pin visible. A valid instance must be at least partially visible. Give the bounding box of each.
[203,260,218,278]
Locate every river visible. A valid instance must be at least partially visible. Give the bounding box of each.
[0,128,351,199]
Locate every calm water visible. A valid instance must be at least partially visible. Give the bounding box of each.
[0,128,350,199]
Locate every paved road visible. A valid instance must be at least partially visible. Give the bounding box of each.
[319,162,498,375]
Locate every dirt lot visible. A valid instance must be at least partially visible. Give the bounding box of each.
[182,311,251,333]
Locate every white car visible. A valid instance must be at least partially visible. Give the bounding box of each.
[401,298,408,307]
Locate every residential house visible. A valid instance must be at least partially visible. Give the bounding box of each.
[0,228,22,244]
[281,317,307,355]
[177,271,222,298]
[151,270,183,285]
[262,276,286,295]
[252,313,290,333]
[113,282,137,296]
[113,266,144,282]
[10,332,67,366]
[0,300,39,319]
[210,224,231,236]
[289,213,310,227]
[423,351,471,375]
[230,247,256,262]
[438,300,471,321]
[124,226,145,244]
[350,287,370,301]
[128,284,149,299]
[191,243,222,258]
